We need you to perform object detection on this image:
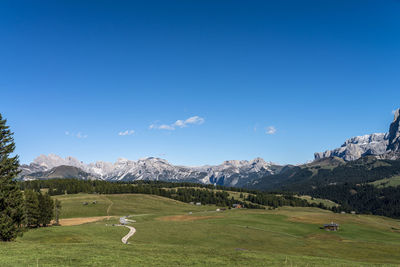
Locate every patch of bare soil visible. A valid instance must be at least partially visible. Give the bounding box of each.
[158,215,223,222]
[57,216,114,226]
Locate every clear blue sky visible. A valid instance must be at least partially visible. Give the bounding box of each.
[1,0,399,166]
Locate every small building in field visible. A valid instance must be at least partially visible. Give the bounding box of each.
[120,217,127,225]
[196,202,201,206]
[324,222,339,231]
[350,211,356,214]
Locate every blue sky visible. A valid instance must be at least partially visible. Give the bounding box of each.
[1,0,399,166]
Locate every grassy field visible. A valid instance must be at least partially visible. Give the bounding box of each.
[1,193,400,266]
[298,195,338,208]
[370,175,400,188]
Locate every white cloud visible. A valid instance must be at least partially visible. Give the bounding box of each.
[65,131,88,139]
[158,124,175,130]
[174,120,185,127]
[266,126,277,135]
[149,123,175,130]
[118,130,135,136]
[150,116,205,131]
[174,116,205,128]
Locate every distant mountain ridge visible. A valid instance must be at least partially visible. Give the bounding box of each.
[19,154,283,187]
[315,109,400,161]
[20,109,400,188]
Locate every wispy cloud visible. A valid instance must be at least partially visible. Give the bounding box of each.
[149,124,175,130]
[158,124,175,130]
[118,130,135,136]
[65,131,88,139]
[266,126,277,135]
[150,116,205,131]
[173,116,205,128]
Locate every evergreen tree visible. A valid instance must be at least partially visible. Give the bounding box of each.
[0,114,25,241]
[24,190,40,227]
[54,199,61,226]
[38,192,54,226]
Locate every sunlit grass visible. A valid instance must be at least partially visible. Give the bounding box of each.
[1,194,400,266]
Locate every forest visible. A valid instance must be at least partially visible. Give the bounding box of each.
[309,183,400,218]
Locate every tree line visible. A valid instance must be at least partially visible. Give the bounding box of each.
[245,192,328,209]
[309,183,400,218]
[24,190,61,228]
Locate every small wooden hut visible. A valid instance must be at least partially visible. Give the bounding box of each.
[323,222,339,231]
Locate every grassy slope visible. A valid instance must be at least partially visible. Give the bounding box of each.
[1,194,400,266]
[298,195,338,208]
[370,175,400,188]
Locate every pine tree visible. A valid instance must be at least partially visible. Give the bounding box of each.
[54,199,62,226]
[24,190,40,227]
[38,192,54,226]
[0,114,25,241]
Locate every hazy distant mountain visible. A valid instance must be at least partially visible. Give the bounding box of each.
[21,165,94,181]
[19,154,283,187]
[315,109,400,161]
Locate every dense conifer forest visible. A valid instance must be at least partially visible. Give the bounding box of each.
[309,183,400,218]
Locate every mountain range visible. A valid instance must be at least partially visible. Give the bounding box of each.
[19,154,283,187]
[19,109,400,188]
[314,109,400,161]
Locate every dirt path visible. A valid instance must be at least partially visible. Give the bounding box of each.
[119,225,136,244]
[100,195,114,218]
[58,216,113,226]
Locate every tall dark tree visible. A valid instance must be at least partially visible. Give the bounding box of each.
[24,190,39,227]
[54,199,61,226]
[38,192,54,226]
[0,114,25,241]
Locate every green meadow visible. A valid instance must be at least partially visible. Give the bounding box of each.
[1,193,400,266]
[370,175,400,188]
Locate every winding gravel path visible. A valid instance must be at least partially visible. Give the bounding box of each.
[119,225,136,244]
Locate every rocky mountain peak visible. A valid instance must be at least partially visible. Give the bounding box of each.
[315,109,400,161]
[387,109,400,152]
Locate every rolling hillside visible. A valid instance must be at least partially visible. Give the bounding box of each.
[1,193,400,266]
